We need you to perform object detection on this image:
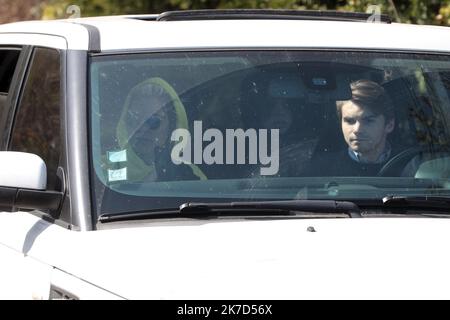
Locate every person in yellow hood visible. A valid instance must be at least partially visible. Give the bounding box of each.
[116,77,206,182]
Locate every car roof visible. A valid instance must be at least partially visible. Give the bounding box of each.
[0,14,449,53]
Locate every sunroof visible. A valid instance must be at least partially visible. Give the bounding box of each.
[153,9,392,23]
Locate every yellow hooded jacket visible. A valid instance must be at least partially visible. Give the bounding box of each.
[116,77,206,182]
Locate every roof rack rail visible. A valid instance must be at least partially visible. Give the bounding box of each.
[125,14,158,21]
[156,9,392,23]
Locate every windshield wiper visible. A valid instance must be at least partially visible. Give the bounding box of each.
[99,199,361,223]
[382,196,450,211]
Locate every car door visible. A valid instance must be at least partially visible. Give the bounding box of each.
[0,46,62,299]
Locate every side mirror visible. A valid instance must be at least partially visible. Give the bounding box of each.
[0,151,46,189]
[0,151,62,212]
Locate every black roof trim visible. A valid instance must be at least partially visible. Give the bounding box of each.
[155,9,392,23]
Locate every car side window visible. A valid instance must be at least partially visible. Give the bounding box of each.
[0,49,20,106]
[9,47,61,191]
[0,48,21,147]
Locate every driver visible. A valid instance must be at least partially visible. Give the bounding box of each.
[310,79,397,176]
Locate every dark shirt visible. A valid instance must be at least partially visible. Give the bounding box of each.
[304,148,395,177]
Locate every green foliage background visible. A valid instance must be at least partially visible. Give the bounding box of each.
[41,0,450,26]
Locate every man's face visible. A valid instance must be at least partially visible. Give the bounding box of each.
[341,101,394,162]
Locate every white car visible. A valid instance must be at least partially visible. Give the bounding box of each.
[0,9,450,300]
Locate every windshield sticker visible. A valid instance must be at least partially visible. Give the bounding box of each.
[108,150,127,163]
[170,120,279,176]
[108,167,127,182]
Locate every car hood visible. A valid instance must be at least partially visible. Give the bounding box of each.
[26,217,450,299]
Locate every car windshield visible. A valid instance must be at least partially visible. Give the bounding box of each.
[89,50,450,217]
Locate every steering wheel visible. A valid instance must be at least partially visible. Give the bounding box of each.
[377,146,424,177]
[377,146,450,177]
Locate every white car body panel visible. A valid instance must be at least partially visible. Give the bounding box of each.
[0,33,68,49]
[1,211,450,299]
[93,20,450,52]
[0,242,52,299]
[0,20,87,49]
[0,18,449,52]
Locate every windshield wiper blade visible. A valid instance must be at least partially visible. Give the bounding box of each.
[382,196,450,211]
[99,199,361,223]
[180,200,361,217]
